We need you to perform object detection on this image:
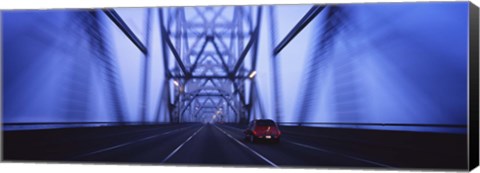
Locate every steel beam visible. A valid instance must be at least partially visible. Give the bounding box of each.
[211,39,231,73]
[250,7,262,71]
[190,37,209,72]
[140,9,153,123]
[171,75,249,79]
[178,79,210,117]
[160,9,189,76]
[269,6,283,122]
[232,6,262,75]
[164,31,189,76]
[273,6,326,56]
[103,9,148,55]
[254,81,266,118]
[231,80,247,107]
[209,79,240,117]
[192,94,230,97]
[154,81,166,122]
[159,8,174,122]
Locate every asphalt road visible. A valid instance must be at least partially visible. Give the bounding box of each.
[3,123,467,170]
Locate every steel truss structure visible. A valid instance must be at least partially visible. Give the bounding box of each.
[157,7,266,123]
[100,5,335,124]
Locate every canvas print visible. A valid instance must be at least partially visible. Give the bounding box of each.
[2,2,478,171]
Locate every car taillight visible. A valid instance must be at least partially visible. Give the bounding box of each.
[252,130,257,136]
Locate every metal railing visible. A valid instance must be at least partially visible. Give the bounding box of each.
[278,122,467,128]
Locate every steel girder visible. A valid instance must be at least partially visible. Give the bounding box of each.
[158,6,263,123]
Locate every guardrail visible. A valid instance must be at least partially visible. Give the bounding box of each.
[2,122,175,131]
[277,122,467,128]
[2,122,170,126]
[2,122,467,132]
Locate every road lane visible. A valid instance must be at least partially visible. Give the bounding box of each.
[217,124,388,168]
[72,124,204,163]
[213,125,279,167]
[4,123,199,161]
[161,125,205,163]
[164,124,273,166]
[72,125,196,159]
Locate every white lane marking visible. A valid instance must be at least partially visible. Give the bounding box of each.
[161,125,204,163]
[220,124,394,168]
[72,126,194,159]
[214,125,279,168]
[286,141,395,168]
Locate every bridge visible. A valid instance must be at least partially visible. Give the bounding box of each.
[2,3,471,170]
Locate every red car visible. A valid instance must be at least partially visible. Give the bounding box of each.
[244,119,281,143]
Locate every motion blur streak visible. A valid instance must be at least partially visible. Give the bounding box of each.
[3,3,468,133]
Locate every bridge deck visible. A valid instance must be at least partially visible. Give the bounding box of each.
[3,123,467,170]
